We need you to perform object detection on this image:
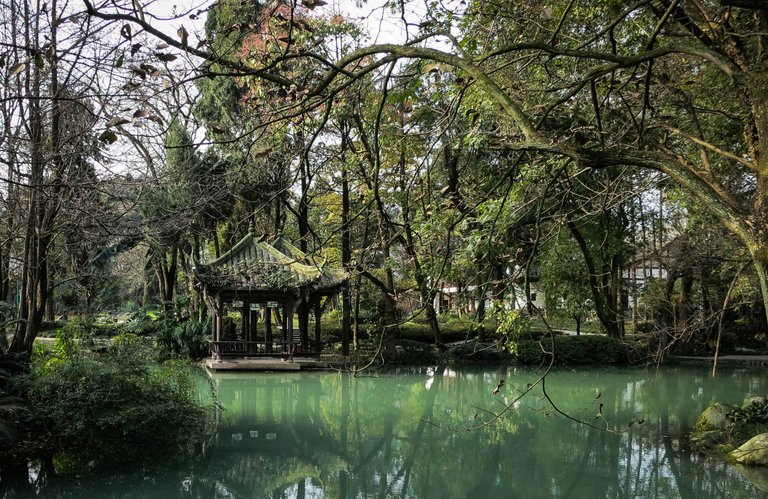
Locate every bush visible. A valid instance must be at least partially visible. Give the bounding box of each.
[509,335,631,365]
[17,337,212,474]
[389,340,440,364]
[494,309,531,340]
[0,352,27,448]
[154,318,211,361]
[119,311,163,336]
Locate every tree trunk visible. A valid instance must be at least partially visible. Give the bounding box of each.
[9,3,53,355]
[567,220,622,338]
[156,245,178,309]
[341,152,351,356]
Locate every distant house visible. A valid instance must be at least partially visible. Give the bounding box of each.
[433,282,546,317]
[622,238,692,322]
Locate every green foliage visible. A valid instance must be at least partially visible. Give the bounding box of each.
[727,400,768,447]
[397,321,469,344]
[0,353,27,447]
[389,340,441,364]
[509,335,632,365]
[44,320,97,369]
[540,232,593,324]
[116,309,163,336]
[727,400,768,427]
[492,308,531,345]
[17,337,212,474]
[154,318,211,361]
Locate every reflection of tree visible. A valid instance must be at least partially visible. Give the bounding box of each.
[193,368,768,498]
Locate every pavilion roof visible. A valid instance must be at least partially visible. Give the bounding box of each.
[194,233,346,294]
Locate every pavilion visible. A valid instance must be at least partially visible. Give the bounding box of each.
[194,232,346,360]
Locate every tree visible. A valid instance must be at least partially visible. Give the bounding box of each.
[1,0,120,354]
[541,231,593,336]
[84,1,768,335]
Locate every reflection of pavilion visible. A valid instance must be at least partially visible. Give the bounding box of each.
[195,373,349,497]
[194,233,346,368]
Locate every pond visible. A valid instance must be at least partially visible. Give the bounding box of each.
[6,365,768,498]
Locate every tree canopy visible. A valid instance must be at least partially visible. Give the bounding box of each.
[0,0,765,356]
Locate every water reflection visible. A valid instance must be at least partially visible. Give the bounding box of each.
[198,366,767,499]
[2,366,767,498]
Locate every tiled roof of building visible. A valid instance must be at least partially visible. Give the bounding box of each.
[194,233,346,293]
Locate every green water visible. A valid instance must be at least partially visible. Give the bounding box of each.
[9,365,768,497]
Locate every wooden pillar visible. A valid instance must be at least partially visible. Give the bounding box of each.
[286,297,295,355]
[265,303,273,354]
[281,301,289,354]
[214,293,223,342]
[299,297,309,351]
[241,301,249,342]
[249,304,258,348]
[214,293,223,359]
[314,296,322,354]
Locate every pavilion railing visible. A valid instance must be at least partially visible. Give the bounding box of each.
[210,339,320,357]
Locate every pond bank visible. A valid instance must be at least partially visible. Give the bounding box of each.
[204,356,337,371]
[673,355,768,366]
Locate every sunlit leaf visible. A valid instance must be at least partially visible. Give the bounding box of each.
[9,62,25,76]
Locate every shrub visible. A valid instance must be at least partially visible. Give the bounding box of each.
[120,314,160,336]
[509,335,630,365]
[389,340,440,364]
[154,318,211,361]
[0,352,27,448]
[494,309,531,339]
[48,320,96,361]
[17,338,212,474]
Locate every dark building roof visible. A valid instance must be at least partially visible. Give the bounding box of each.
[194,233,346,294]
